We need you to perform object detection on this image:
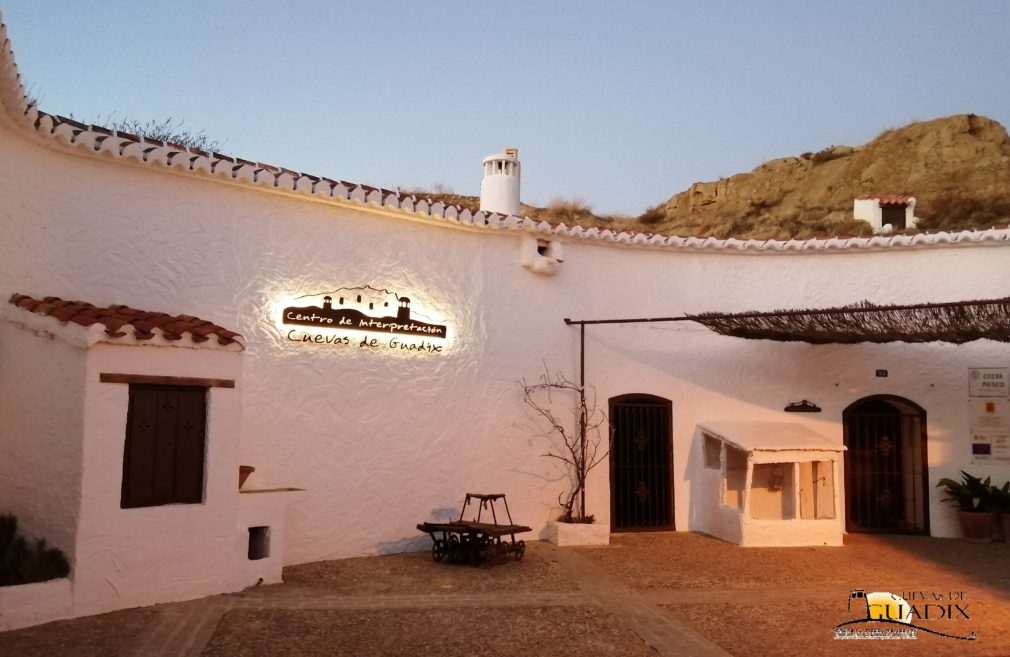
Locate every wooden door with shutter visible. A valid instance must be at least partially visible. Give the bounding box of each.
[121,385,207,508]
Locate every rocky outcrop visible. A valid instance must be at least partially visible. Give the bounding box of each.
[651,114,1010,238]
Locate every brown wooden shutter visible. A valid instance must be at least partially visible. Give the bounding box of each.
[173,388,207,504]
[122,388,159,507]
[122,385,207,508]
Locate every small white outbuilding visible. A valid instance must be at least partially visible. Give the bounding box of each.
[0,294,302,630]
[853,194,917,233]
[694,421,845,547]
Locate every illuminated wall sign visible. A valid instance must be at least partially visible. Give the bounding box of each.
[281,286,448,354]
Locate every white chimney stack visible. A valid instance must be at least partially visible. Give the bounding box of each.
[479,147,521,216]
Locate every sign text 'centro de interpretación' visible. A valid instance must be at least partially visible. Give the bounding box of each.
[281,286,447,354]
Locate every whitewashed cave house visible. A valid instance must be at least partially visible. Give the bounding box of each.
[1,12,1010,631]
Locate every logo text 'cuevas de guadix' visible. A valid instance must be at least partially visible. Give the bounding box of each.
[281,286,447,354]
[835,589,976,641]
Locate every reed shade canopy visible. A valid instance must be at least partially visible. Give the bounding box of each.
[687,297,1010,345]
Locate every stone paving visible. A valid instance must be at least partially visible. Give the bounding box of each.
[8,535,1010,656]
[109,542,732,657]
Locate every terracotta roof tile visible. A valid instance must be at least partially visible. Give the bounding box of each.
[8,293,242,347]
[856,194,914,206]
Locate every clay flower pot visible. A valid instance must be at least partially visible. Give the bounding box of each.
[958,510,997,543]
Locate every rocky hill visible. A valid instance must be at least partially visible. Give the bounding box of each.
[415,114,1010,239]
[646,113,1010,239]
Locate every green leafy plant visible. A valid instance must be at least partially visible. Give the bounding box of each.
[0,513,71,586]
[990,481,1010,513]
[935,471,995,512]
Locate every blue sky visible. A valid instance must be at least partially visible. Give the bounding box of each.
[4,1,1009,215]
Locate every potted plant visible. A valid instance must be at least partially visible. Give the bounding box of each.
[990,481,1010,543]
[521,369,611,546]
[936,471,998,543]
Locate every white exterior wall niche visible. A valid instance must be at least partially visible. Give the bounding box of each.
[692,422,845,547]
[519,234,565,274]
[237,487,308,585]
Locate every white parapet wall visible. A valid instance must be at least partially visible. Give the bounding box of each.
[0,578,73,632]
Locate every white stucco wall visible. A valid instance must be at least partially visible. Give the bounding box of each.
[0,321,85,559]
[2,111,1010,579]
[0,578,72,631]
[853,198,880,227]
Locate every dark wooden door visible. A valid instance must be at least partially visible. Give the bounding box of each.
[843,397,928,534]
[610,395,673,531]
[881,205,907,230]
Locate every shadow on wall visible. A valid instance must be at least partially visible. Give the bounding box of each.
[377,535,429,555]
[376,505,460,555]
[686,426,705,532]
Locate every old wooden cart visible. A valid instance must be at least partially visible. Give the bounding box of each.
[416,493,531,565]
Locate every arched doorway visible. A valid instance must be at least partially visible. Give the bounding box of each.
[843,396,929,534]
[609,394,673,531]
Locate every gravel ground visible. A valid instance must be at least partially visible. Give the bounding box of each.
[670,598,1010,657]
[575,532,1010,591]
[6,533,1010,657]
[282,541,575,594]
[202,607,657,657]
[0,607,158,657]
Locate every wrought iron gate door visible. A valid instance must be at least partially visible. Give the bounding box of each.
[844,397,928,534]
[610,395,673,531]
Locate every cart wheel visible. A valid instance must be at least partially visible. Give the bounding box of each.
[493,541,510,564]
[474,535,493,566]
[513,540,526,561]
[448,534,462,564]
[432,538,448,562]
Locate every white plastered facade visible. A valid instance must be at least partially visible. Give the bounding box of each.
[1,15,1010,629]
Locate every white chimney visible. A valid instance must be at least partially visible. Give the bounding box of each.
[479,148,521,216]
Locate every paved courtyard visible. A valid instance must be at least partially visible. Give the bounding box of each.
[4,532,1010,656]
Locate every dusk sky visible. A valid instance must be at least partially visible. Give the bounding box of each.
[4,1,1008,215]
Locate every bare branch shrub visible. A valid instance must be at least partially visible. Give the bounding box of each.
[638,205,667,225]
[97,115,222,152]
[521,368,609,522]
